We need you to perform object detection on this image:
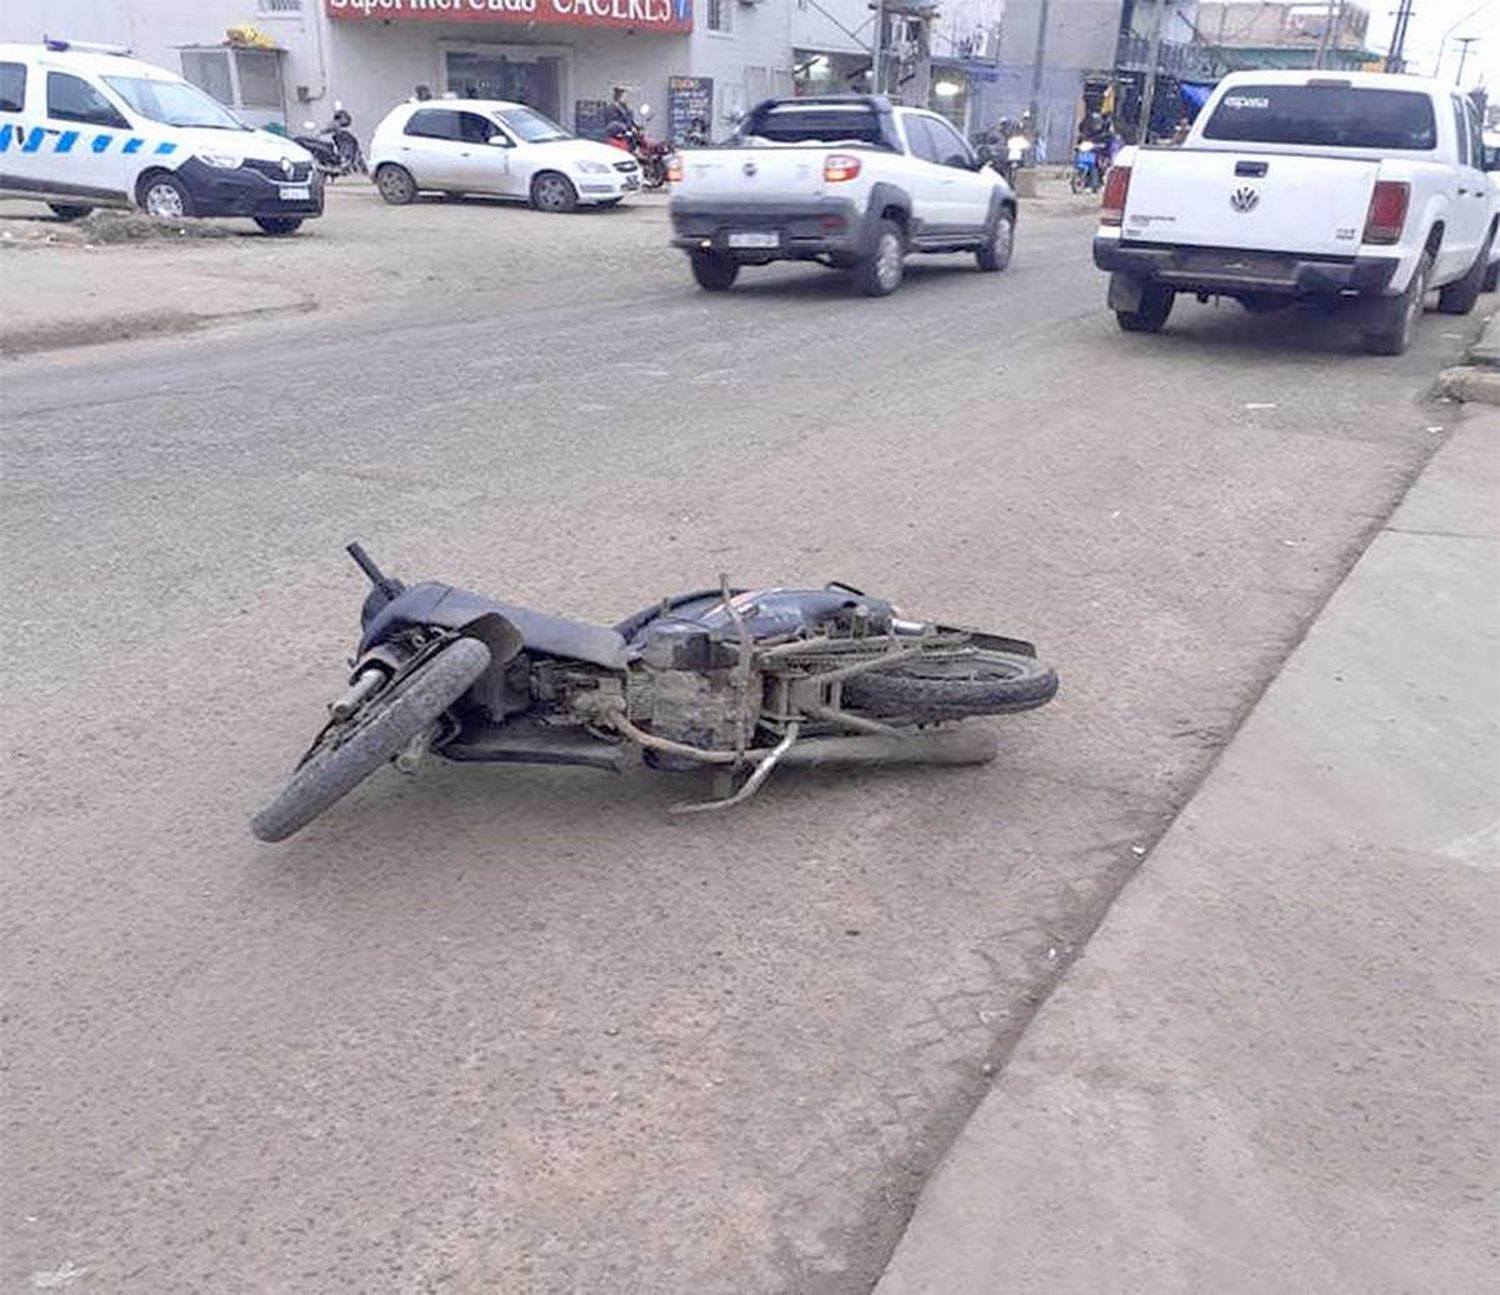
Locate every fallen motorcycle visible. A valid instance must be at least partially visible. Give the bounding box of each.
[250,544,1059,841]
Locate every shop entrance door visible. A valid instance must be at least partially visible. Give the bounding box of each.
[445,50,563,122]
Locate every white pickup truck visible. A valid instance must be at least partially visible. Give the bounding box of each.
[1093,70,1498,354]
[669,95,1017,296]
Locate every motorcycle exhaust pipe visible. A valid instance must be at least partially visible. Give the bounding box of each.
[329,666,385,719]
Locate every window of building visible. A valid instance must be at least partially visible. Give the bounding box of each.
[257,0,304,12]
[0,61,26,112]
[46,72,129,128]
[179,46,285,115]
[707,0,731,34]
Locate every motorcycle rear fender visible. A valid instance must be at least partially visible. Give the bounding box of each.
[359,581,626,669]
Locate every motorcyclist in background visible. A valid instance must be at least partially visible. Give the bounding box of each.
[604,85,637,136]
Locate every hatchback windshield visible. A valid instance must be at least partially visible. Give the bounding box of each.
[493,107,570,144]
[104,75,247,130]
[1202,84,1436,151]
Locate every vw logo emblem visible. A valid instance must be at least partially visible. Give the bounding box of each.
[742,160,758,177]
[280,157,294,176]
[1230,185,1259,213]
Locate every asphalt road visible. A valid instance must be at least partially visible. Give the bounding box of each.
[1,209,1484,1295]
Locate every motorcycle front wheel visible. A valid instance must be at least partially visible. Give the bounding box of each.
[842,648,1058,720]
[250,636,491,843]
[641,157,668,189]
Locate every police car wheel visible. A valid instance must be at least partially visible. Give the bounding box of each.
[139,173,193,220]
[254,217,303,236]
[48,204,93,221]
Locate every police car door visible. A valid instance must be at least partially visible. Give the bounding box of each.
[0,56,26,192]
[35,66,133,206]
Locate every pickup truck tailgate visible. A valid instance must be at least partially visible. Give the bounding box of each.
[1125,150,1379,257]
[675,147,826,202]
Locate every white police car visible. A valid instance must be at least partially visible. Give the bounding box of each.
[0,40,322,234]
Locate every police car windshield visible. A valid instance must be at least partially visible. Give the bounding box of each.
[104,76,248,130]
[493,107,570,143]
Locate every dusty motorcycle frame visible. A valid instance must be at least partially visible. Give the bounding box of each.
[250,545,1057,840]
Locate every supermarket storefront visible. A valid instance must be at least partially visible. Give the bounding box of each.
[323,0,694,139]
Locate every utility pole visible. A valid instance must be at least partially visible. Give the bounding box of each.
[1028,0,1052,127]
[1313,0,1343,70]
[871,0,886,95]
[1385,0,1415,73]
[1453,35,1478,85]
[1138,0,1170,146]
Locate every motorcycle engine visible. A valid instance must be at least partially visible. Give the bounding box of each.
[628,620,762,771]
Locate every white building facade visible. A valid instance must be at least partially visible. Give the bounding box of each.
[1,0,1004,146]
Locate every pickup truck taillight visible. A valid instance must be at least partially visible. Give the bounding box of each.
[1363,181,1409,245]
[824,153,862,183]
[1100,164,1131,226]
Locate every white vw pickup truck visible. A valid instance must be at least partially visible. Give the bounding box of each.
[669,94,1017,296]
[1093,70,1498,354]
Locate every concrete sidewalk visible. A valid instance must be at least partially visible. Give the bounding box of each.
[874,413,1500,1294]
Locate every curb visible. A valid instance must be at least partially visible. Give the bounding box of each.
[0,300,316,359]
[1436,367,1500,406]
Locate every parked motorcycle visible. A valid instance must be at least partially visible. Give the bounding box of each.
[295,107,365,180]
[250,544,1059,841]
[606,103,670,189]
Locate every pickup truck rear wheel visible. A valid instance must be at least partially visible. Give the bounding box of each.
[1436,232,1493,316]
[853,219,905,296]
[1362,253,1430,356]
[976,211,1013,272]
[1115,284,1174,333]
[689,251,739,291]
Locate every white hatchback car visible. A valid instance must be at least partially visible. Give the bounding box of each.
[368,99,639,213]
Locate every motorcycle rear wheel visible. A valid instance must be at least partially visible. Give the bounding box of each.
[843,648,1058,719]
[250,637,491,843]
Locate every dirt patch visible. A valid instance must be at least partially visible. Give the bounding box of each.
[0,209,236,249]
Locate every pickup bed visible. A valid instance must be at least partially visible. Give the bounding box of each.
[669,95,1017,296]
[1093,70,1498,354]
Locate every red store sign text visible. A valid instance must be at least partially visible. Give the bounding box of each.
[325,0,693,33]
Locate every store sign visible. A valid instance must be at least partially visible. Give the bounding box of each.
[325,0,693,33]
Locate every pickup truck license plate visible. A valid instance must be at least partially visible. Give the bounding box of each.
[728,231,779,249]
[279,185,311,202]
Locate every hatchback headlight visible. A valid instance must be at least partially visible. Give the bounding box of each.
[576,160,611,174]
[197,152,245,170]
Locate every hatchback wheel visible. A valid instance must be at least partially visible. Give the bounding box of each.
[530,171,578,214]
[376,164,417,206]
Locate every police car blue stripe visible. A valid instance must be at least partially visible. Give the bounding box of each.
[0,127,177,157]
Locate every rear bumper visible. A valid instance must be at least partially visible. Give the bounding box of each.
[670,197,868,261]
[1093,236,1400,297]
